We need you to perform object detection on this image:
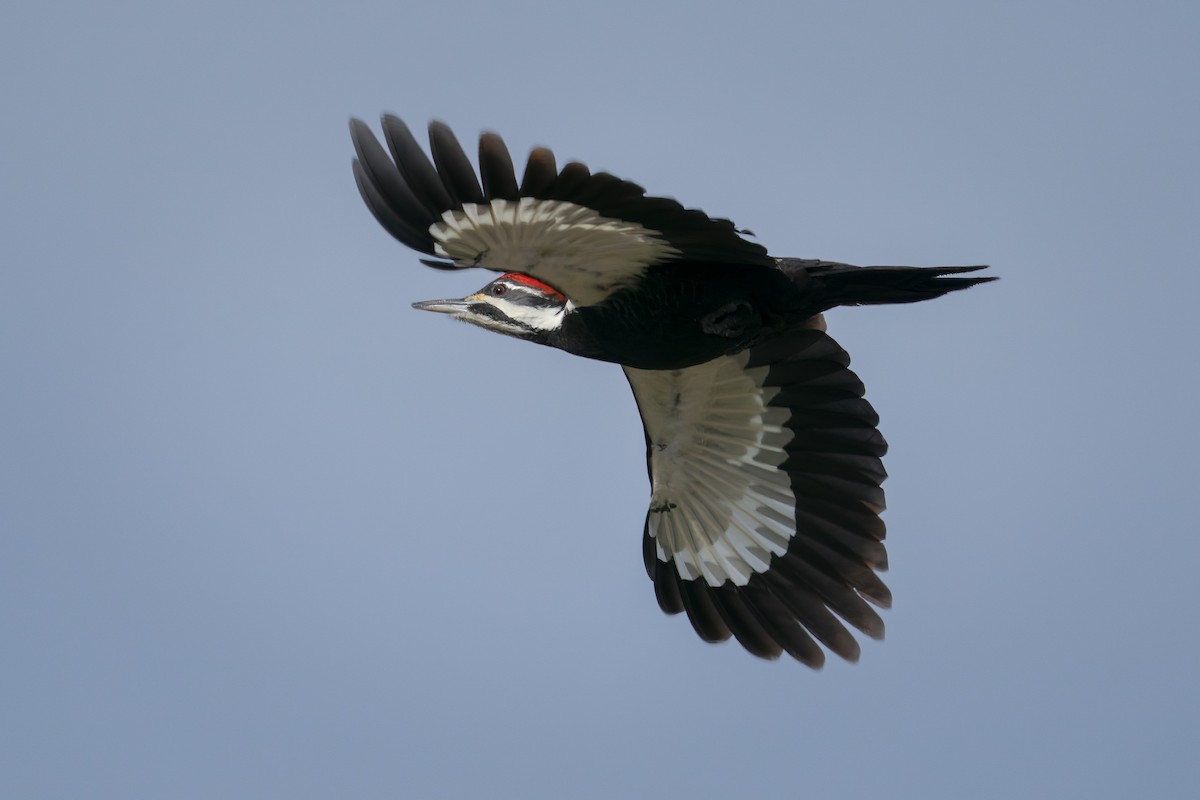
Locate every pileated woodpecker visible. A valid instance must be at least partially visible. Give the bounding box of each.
[350,115,993,667]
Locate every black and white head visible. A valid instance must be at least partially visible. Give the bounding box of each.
[412,272,571,341]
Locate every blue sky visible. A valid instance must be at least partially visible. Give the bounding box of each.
[2,1,1197,797]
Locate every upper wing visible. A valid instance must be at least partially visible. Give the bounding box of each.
[624,325,890,667]
[350,116,772,305]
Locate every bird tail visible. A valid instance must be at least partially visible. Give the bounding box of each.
[778,259,996,309]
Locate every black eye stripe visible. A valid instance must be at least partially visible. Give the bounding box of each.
[486,283,564,309]
[513,292,563,308]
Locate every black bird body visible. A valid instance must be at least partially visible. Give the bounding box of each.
[550,261,797,369]
[545,259,987,370]
[350,115,993,666]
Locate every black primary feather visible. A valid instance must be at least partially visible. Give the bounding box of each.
[428,121,485,205]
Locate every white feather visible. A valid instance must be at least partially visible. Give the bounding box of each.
[431,198,679,305]
[625,353,798,587]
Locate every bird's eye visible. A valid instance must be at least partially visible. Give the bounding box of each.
[491,284,508,297]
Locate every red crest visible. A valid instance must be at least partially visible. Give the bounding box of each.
[501,273,567,302]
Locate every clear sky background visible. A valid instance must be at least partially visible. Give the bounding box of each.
[3,1,1197,797]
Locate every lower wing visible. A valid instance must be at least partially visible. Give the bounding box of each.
[624,325,890,667]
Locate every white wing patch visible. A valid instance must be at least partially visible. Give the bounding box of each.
[431,198,680,305]
[625,353,796,587]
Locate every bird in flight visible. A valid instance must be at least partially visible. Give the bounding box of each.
[349,115,992,667]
